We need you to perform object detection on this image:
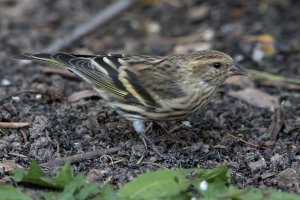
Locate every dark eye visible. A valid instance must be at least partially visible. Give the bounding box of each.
[213,62,222,68]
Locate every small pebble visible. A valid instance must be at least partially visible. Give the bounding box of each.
[1,79,11,86]
[252,45,264,62]
[248,158,267,172]
[35,94,42,100]
[11,96,20,102]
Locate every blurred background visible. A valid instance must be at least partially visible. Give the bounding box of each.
[1,0,299,65]
[0,0,300,193]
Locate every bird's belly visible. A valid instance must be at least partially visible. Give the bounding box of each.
[105,87,216,122]
[145,89,216,121]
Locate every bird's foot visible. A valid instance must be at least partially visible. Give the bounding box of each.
[137,130,167,158]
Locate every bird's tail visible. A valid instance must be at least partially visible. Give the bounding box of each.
[15,53,75,68]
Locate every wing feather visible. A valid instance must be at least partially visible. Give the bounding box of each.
[17,52,186,109]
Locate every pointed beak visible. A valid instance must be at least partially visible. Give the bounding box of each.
[228,63,247,76]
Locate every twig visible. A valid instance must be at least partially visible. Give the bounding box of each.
[41,147,121,169]
[100,155,114,165]
[141,161,166,169]
[20,129,29,143]
[43,0,136,52]
[110,157,127,165]
[167,124,184,134]
[136,154,145,165]
[259,108,283,140]
[227,133,259,148]
[8,152,28,158]
[0,122,29,129]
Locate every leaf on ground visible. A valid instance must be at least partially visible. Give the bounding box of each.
[42,161,75,189]
[95,185,117,200]
[56,175,99,200]
[247,69,300,85]
[188,3,210,21]
[228,88,279,111]
[175,165,229,186]
[214,186,300,200]
[0,185,32,200]
[225,75,254,87]
[117,168,189,199]
[117,166,229,200]
[12,160,46,185]
[12,160,75,190]
[196,165,229,184]
[67,90,98,102]
[7,162,300,200]
[0,161,23,172]
[245,34,276,57]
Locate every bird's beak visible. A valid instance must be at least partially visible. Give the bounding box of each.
[228,63,247,76]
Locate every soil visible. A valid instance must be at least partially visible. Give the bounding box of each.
[0,0,300,195]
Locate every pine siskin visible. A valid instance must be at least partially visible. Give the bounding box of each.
[17,50,246,156]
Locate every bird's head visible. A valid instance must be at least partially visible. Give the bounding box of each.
[175,50,246,87]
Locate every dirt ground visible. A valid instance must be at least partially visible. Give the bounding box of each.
[0,0,300,195]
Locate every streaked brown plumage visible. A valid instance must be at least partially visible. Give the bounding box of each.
[17,50,246,156]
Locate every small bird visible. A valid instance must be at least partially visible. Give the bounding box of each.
[17,50,246,156]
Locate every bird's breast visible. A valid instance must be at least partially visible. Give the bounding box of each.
[144,85,217,121]
[106,85,217,122]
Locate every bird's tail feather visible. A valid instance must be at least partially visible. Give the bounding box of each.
[15,53,72,68]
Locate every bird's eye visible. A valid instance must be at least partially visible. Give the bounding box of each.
[213,62,222,69]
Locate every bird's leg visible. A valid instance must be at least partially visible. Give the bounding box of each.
[133,119,148,149]
[132,119,166,158]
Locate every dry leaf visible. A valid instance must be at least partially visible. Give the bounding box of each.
[188,4,210,21]
[228,88,279,111]
[225,76,254,87]
[68,90,98,102]
[0,122,29,129]
[246,34,276,58]
[0,161,23,172]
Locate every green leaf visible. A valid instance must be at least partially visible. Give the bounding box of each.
[75,179,99,200]
[117,168,189,200]
[12,168,28,182]
[41,161,75,189]
[0,185,32,200]
[11,160,43,183]
[200,182,230,199]
[56,175,99,200]
[42,192,57,200]
[94,185,117,200]
[12,160,53,188]
[247,69,300,85]
[9,162,300,200]
[12,161,75,190]
[56,176,86,200]
[234,187,300,200]
[199,184,300,200]
[198,165,230,183]
[175,165,230,187]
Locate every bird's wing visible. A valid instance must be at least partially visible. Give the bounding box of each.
[121,55,187,102]
[17,53,186,108]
